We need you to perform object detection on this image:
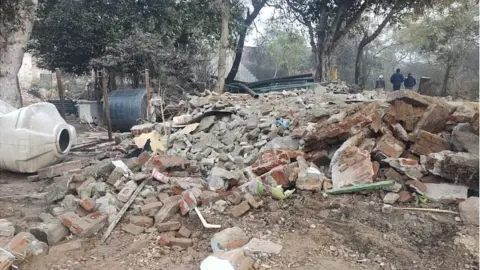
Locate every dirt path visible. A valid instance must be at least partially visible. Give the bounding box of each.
[0,179,474,270]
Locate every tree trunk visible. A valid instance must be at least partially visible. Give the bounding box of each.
[441,63,452,97]
[315,52,330,82]
[225,26,246,83]
[0,0,38,108]
[108,69,117,91]
[214,0,229,94]
[225,1,266,83]
[355,43,365,85]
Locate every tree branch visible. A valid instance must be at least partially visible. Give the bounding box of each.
[332,1,368,45]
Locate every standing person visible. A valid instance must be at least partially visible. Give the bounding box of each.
[375,75,386,96]
[390,68,404,91]
[404,73,417,90]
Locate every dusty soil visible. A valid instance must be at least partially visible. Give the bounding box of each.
[1,172,477,270]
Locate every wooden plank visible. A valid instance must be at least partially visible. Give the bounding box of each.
[101,178,148,243]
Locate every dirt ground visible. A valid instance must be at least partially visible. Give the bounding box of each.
[1,169,478,270]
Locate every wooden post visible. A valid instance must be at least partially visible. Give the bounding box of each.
[145,69,151,122]
[55,68,66,118]
[102,68,113,141]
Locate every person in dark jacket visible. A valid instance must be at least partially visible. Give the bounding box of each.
[390,68,404,91]
[404,73,416,90]
[375,75,385,96]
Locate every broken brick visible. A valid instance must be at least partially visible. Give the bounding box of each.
[385,158,424,180]
[141,202,164,217]
[304,102,380,151]
[384,168,404,182]
[331,146,374,189]
[414,104,454,134]
[151,155,189,171]
[154,200,180,224]
[130,123,155,136]
[122,224,145,235]
[80,198,96,212]
[411,130,449,156]
[169,238,193,248]
[386,90,432,107]
[38,160,88,179]
[406,180,427,194]
[61,211,107,238]
[373,134,405,159]
[129,216,154,228]
[268,165,289,185]
[296,167,325,191]
[211,227,249,251]
[157,235,170,246]
[251,151,290,176]
[397,191,413,202]
[176,226,192,238]
[155,221,182,232]
[244,193,263,209]
[231,201,250,218]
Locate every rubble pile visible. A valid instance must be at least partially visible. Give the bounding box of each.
[0,88,478,269]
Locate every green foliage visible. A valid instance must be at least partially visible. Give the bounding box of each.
[29,0,245,78]
[402,1,479,65]
[265,29,308,76]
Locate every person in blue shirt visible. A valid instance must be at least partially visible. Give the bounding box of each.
[390,68,404,91]
[404,73,417,90]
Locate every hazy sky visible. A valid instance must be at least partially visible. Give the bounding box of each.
[244,6,275,46]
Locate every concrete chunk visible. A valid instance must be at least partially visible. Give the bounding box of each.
[38,160,88,179]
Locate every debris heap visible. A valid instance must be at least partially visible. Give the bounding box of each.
[0,88,478,269]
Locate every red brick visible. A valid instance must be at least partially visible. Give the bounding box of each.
[3,232,48,263]
[141,202,164,216]
[179,190,197,215]
[269,166,289,185]
[130,123,155,136]
[406,180,427,194]
[373,134,405,158]
[151,155,189,171]
[80,198,96,212]
[169,238,193,248]
[397,191,413,202]
[410,130,449,156]
[304,103,380,151]
[60,212,82,227]
[157,235,170,246]
[62,212,108,237]
[155,221,181,232]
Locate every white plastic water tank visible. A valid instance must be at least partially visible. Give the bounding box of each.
[76,100,101,124]
[0,102,77,173]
